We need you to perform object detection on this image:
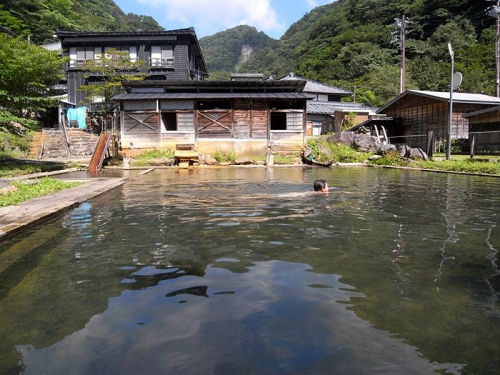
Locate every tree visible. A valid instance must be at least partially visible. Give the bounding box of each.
[0,33,64,128]
[77,49,148,110]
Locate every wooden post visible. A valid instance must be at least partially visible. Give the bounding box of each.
[470,134,475,158]
[427,131,434,158]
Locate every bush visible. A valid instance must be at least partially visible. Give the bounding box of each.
[306,136,372,163]
[214,149,237,163]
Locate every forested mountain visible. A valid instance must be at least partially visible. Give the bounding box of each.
[199,26,274,79]
[0,0,163,44]
[1,0,497,106]
[240,0,497,105]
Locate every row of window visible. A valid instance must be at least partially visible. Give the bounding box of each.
[161,112,303,132]
[68,45,174,68]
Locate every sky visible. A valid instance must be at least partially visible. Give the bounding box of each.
[113,0,336,40]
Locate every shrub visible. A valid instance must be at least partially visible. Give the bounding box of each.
[306,136,372,163]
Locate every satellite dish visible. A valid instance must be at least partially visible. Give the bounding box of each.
[453,71,463,91]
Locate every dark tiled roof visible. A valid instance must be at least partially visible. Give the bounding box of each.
[307,101,377,115]
[279,73,352,95]
[122,79,307,92]
[113,92,310,100]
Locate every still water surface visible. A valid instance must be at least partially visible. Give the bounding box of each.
[1,166,500,374]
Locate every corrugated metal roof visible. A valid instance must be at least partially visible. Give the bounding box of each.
[279,73,352,95]
[112,92,311,100]
[307,101,377,115]
[378,90,500,113]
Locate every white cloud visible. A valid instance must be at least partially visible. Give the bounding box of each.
[138,0,285,37]
[304,0,335,9]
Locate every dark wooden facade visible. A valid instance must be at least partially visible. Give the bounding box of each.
[113,80,310,156]
[377,91,500,150]
[56,29,208,108]
[463,106,500,152]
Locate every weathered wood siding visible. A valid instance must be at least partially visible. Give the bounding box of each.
[469,110,500,151]
[197,110,233,138]
[123,111,159,146]
[384,95,492,149]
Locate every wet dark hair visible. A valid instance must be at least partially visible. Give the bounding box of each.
[314,179,328,191]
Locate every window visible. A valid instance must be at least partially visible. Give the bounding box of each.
[270,112,287,130]
[270,112,303,131]
[162,112,194,132]
[163,112,177,131]
[287,112,303,131]
[151,46,174,67]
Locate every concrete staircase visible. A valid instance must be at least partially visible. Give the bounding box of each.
[27,131,43,159]
[28,128,100,160]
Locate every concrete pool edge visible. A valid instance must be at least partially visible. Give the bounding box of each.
[0,177,128,239]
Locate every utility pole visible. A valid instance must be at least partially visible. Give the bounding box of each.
[488,1,500,97]
[394,15,410,93]
[447,42,455,161]
[400,14,406,93]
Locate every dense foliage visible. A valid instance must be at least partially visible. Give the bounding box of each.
[240,0,497,106]
[78,48,148,108]
[0,33,64,131]
[0,0,163,44]
[199,26,274,78]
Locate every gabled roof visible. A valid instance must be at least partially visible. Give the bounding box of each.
[279,73,352,96]
[378,90,500,113]
[307,101,377,115]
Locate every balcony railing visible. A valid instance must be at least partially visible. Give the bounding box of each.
[149,57,174,68]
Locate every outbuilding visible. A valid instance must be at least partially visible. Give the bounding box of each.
[112,79,311,157]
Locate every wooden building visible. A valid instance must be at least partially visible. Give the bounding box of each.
[278,73,374,135]
[463,105,500,153]
[376,90,500,150]
[55,29,208,110]
[112,79,310,156]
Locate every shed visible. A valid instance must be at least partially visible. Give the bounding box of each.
[112,79,311,157]
[375,90,500,150]
[463,105,500,153]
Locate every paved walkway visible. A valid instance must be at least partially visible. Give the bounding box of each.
[0,176,128,238]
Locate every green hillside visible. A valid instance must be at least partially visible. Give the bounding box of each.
[240,0,497,106]
[1,0,497,106]
[0,0,163,44]
[199,25,274,79]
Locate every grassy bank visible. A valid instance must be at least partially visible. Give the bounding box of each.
[0,177,82,207]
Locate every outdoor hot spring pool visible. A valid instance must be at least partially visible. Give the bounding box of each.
[1,166,499,374]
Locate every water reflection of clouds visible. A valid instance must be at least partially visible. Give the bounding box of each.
[16,260,462,375]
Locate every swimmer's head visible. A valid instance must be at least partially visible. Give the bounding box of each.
[313,179,328,192]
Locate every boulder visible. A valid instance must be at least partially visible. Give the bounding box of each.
[408,148,429,161]
[204,156,218,165]
[378,144,397,154]
[327,131,355,146]
[353,134,381,153]
[234,156,253,165]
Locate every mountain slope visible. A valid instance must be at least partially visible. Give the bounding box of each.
[240,0,497,105]
[199,25,274,76]
[0,0,163,44]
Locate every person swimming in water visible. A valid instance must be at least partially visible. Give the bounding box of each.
[313,179,329,192]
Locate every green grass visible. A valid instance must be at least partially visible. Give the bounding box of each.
[130,149,175,167]
[0,178,82,207]
[0,157,69,177]
[369,151,500,175]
